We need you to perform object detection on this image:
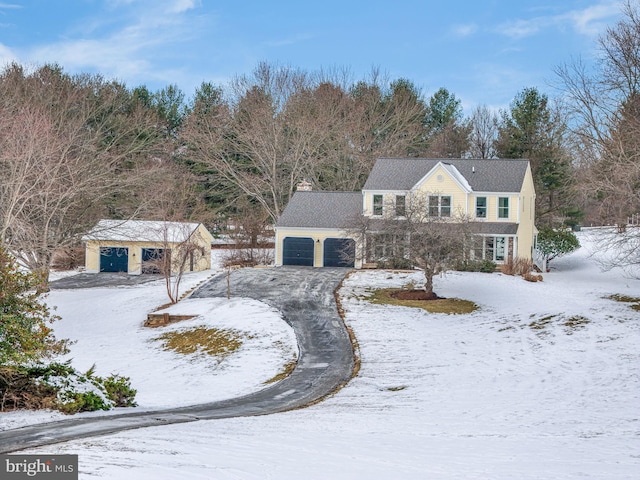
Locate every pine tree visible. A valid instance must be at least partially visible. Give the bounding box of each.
[0,247,68,365]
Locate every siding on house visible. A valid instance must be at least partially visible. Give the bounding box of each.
[275,192,362,268]
[83,220,213,274]
[275,158,537,267]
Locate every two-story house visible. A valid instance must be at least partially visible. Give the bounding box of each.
[274,158,537,268]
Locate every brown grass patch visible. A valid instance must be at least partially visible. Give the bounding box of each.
[608,294,640,303]
[366,288,478,314]
[607,294,640,312]
[264,357,297,384]
[156,327,244,358]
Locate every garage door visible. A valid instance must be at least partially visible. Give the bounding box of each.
[100,247,129,272]
[282,237,314,266]
[323,238,355,267]
[141,248,168,274]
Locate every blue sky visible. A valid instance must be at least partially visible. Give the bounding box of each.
[0,0,624,111]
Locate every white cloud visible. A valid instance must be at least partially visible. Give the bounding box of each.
[496,17,548,39]
[496,1,621,40]
[22,0,208,89]
[167,0,198,14]
[451,23,478,38]
[565,2,620,35]
[0,42,17,65]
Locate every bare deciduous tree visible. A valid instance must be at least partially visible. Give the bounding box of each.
[468,105,498,159]
[354,194,472,297]
[556,1,640,225]
[181,64,431,224]
[0,64,166,280]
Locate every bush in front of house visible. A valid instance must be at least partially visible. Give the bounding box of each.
[454,259,497,273]
[376,257,413,269]
[0,362,137,414]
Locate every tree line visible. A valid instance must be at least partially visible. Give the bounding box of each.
[1,1,639,278]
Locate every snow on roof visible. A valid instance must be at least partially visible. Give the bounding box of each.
[82,219,204,244]
[440,162,473,192]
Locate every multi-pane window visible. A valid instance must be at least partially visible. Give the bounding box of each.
[395,195,406,217]
[495,237,506,261]
[498,197,509,219]
[373,194,383,216]
[428,195,451,217]
[471,236,508,263]
[475,197,487,218]
[368,233,407,261]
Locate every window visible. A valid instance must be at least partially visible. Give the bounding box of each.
[495,237,506,261]
[428,195,451,217]
[475,197,487,218]
[367,233,407,261]
[498,197,509,219]
[472,236,509,263]
[395,195,406,216]
[373,194,383,216]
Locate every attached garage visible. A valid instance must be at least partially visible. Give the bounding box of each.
[282,237,315,266]
[99,247,129,272]
[275,191,363,268]
[323,238,355,267]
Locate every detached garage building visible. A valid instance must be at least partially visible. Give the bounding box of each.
[275,191,362,268]
[83,219,213,275]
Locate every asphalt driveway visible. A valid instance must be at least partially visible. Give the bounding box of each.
[49,272,163,289]
[0,266,355,453]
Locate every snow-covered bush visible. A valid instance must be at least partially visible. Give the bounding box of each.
[0,362,136,414]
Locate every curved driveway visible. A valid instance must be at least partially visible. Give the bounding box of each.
[0,267,354,453]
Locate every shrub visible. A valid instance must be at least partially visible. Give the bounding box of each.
[500,257,534,276]
[537,227,580,267]
[0,247,68,365]
[454,259,496,273]
[0,362,136,414]
[102,374,138,407]
[51,246,85,271]
[523,273,544,282]
[377,257,413,269]
[221,248,274,267]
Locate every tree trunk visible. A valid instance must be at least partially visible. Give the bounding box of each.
[424,272,434,295]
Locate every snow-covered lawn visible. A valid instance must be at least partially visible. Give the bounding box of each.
[4,232,640,479]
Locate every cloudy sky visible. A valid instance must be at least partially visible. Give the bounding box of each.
[0,0,624,110]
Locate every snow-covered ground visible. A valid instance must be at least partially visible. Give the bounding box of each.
[4,231,640,479]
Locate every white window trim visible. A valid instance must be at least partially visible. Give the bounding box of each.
[497,196,510,220]
[428,194,452,218]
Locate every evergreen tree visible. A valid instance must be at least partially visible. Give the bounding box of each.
[0,247,68,365]
[495,87,575,225]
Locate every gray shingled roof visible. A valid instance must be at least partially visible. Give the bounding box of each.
[472,222,519,235]
[362,158,529,193]
[365,219,518,235]
[276,191,362,229]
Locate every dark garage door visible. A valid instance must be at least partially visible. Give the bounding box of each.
[282,237,314,266]
[141,248,167,274]
[100,247,129,272]
[323,238,355,267]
